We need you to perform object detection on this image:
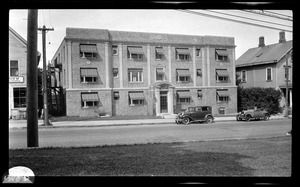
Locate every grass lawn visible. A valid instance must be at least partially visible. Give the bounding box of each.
[9,136,291,177]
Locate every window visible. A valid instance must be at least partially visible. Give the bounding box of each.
[113,92,120,100]
[176,48,190,61]
[284,65,291,81]
[112,45,118,55]
[128,69,143,82]
[80,68,98,83]
[80,44,98,58]
[219,107,225,115]
[156,68,165,81]
[128,47,143,60]
[217,90,230,103]
[176,69,191,83]
[129,91,145,106]
[13,88,26,108]
[81,92,99,108]
[266,67,272,81]
[216,69,229,83]
[241,70,247,82]
[196,48,201,57]
[113,68,119,78]
[177,90,191,103]
[197,69,202,77]
[10,60,18,76]
[155,47,164,60]
[197,90,203,99]
[215,49,229,62]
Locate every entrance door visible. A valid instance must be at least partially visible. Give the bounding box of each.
[160,91,168,113]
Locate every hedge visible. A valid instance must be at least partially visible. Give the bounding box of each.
[237,87,282,114]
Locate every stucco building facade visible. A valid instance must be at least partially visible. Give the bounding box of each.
[51,28,237,117]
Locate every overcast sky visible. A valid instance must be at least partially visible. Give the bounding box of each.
[9,9,293,68]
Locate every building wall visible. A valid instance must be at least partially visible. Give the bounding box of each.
[51,30,237,117]
[9,30,28,118]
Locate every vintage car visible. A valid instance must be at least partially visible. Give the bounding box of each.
[175,106,214,125]
[236,108,270,121]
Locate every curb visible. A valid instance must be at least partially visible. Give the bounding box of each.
[9,116,291,129]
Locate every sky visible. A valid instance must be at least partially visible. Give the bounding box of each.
[9,9,293,68]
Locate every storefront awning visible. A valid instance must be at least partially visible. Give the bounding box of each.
[279,82,293,89]
[216,69,229,76]
[177,91,191,98]
[80,68,98,77]
[80,45,98,53]
[129,92,144,100]
[217,91,230,97]
[81,93,99,101]
[215,49,229,56]
[177,69,190,76]
[176,48,190,55]
[156,68,165,74]
[128,47,144,54]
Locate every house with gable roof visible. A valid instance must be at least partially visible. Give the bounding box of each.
[236,31,292,111]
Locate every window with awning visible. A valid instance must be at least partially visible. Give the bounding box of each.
[156,68,165,81]
[81,92,99,108]
[197,69,202,77]
[129,92,145,106]
[80,44,98,58]
[216,69,229,82]
[155,47,164,60]
[80,68,98,83]
[128,47,143,60]
[176,48,190,61]
[176,69,190,82]
[177,90,191,103]
[215,49,229,61]
[216,90,230,102]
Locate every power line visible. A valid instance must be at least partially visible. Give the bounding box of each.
[241,10,292,21]
[263,10,293,19]
[204,10,292,28]
[176,9,292,33]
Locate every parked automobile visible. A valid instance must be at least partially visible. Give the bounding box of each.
[175,106,214,125]
[236,108,270,121]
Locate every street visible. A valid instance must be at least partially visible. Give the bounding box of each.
[9,119,292,149]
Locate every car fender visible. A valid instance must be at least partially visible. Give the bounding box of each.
[205,114,214,120]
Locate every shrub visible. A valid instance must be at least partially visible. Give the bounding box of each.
[238,87,282,114]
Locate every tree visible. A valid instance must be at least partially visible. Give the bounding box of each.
[238,87,282,114]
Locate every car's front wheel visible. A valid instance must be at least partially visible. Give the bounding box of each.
[246,114,252,121]
[206,116,213,124]
[182,117,190,125]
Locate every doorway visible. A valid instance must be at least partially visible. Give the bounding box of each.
[160,91,168,113]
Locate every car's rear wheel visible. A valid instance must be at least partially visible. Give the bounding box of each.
[206,116,213,124]
[264,114,270,121]
[182,117,190,125]
[246,114,252,121]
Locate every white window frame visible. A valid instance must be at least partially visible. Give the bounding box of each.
[10,60,19,77]
[266,67,272,81]
[241,70,247,82]
[128,69,143,83]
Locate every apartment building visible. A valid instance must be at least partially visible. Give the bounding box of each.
[51,28,237,117]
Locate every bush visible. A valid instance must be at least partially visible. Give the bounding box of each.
[238,87,282,114]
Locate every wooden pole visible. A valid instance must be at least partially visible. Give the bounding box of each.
[26,9,39,147]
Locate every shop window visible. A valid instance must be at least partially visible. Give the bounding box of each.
[13,88,26,108]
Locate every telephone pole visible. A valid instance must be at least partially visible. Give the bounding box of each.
[38,25,54,126]
[27,9,38,147]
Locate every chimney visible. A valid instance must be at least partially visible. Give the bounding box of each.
[258,36,265,47]
[279,31,286,43]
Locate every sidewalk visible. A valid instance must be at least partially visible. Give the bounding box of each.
[8,114,291,129]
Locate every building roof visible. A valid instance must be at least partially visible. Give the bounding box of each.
[65,27,235,46]
[236,40,292,67]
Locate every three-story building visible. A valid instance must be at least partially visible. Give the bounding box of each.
[51,28,237,117]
